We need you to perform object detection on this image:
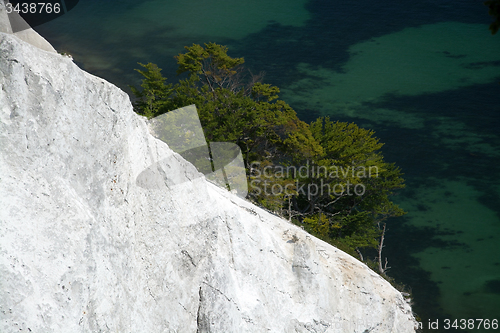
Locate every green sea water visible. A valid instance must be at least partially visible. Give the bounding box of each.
[34,0,500,331]
[289,23,500,329]
[281,23,500,121]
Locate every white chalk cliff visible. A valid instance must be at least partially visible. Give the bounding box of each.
[0,30,417,332]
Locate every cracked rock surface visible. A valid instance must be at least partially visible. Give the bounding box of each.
[0,33,417,332]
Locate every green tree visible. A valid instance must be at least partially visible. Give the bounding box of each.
[175,43,247,93]
[131,43,321,169]
[293,117,406,257]
[130,43,405,267]
[129,63,173,118]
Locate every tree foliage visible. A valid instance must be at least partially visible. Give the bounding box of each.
[485,0,500,34]
[129,63,173,119]
[130,42,405,261]
[284,117,405,256]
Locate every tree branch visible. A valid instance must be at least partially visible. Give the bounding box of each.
[377,223,387,275]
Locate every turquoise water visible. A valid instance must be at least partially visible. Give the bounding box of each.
[34,0,500,330]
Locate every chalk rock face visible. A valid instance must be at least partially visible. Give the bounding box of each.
[0,33,417,332]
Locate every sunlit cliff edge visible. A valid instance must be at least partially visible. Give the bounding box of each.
[0,19,417,333]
